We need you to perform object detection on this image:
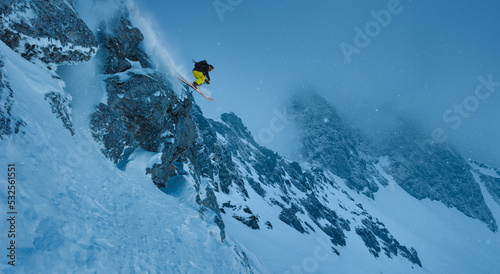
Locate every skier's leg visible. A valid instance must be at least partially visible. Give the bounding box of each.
[192,70,206,86]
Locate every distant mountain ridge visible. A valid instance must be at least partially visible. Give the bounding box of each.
[288,88,499,232]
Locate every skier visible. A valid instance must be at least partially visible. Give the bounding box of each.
[192,60,214,89]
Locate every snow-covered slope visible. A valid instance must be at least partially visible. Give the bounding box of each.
[189,95,500,273]
[0,16,249,274]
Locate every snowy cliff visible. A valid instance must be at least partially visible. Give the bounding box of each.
[1,1,500,273]
[0,0,97,71]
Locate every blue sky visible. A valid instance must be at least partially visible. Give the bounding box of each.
[132,0,500,166]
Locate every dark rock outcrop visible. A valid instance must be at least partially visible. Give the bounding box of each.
[90,15,194,170]
[96,16,151,74]
[0,0,98,70]
[0,56,26,138]
[481,174,500,207]
[288,88,381,197]
[44,91,75,135]
[356,216,422,266]
[87,13,231,241]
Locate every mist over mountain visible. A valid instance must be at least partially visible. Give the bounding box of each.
[1,1,500,273]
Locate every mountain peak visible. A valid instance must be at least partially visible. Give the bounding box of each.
[289,87,381,197]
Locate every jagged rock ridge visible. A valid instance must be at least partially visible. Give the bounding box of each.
[383,125,498,232]
[189,103,422,266]
[287,88,498,232]
[289,88,385,198]
[0,55,26,138]
[0,0,98,70]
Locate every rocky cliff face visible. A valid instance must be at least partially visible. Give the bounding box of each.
[85,12,230,240]
[189,103,422,266]
[287,89,498,232]
[472,162,500,208]
[0,0,98,137]
[0,55,26,138]
[383,126,498,232]
[0,0,97,70]
[89,14,198,180]
[288,88,385,198]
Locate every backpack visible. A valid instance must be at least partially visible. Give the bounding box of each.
[194,60,208,71]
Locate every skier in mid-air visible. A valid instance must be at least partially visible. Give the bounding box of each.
[176,60,215,101]
[192,60,214,89]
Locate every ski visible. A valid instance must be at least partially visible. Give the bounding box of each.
[177,73,214,101]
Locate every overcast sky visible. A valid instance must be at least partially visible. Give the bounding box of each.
[127,0,500,167]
